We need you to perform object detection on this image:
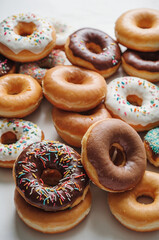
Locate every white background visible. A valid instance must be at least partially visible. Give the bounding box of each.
[0,0,159,239]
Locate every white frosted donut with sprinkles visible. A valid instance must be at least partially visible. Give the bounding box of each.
[0,119,44,168]
[105,77,159,131]
[0,13,56,62]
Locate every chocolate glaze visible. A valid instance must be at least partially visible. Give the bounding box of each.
[68,28,121,70]
[85,119,146,191]
[0,54,14,76]
[122,49,159,72]
[14,141,89,212]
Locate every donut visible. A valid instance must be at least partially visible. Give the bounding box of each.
[51,19,75,49]
[0,118,44,168]
[105,76,159,131]
[13,141,90,211]
[0,74,43,118]
[144,127,159,167]
[65,28,121,78]
[81,118,146,192]
[43,65,107,112]
[19,49,70,84]
[115,8,159,52]
[0,54,16,76]
[0,13,56,62]
[14,188,91,233]
[108,171,159,232]
[52,103,112,148]
[122,49,159,83]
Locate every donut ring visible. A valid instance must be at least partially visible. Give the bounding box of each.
[0,54,16,76]
[144,127,159,167]
[122,49,159,83]
[0,74,43,118]
[105,76,159,131]
[13,141,90,211]
[0,118,44,168]
[81,119,146,192]
[65,28,121,78]
[115,8,159,52]
[0,13,56,62]
[43,65,107,112]
[19,49,70,84]
[14,189,91,233]
[108,171,159,232]
[52,103,112,147]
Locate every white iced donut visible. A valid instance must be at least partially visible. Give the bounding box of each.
[0,118,44,168]
[0,13,56,62]
[105,76,159,131]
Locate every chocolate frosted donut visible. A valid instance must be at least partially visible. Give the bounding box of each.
[81,119,146,192]
[122,49,159,82]
[0,54,16,76]
[65,28,121,78]
[13,141,89,211]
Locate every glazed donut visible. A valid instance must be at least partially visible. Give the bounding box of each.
[144,127,159,167]
[81,119,146,192]
[0,118,44,168]
[14,188,91,233]
[115,8,159,52]
[105,76,159,131]
[0,13,56,62]
[13,140,90,211]
[108,171,159,232]
[52,103,112,148]
[122,49,159,83]
[0,54,16,76]
[43,65,107,112]
[19,49,70,84]
[0,74,43,118]
[65,28,121,78]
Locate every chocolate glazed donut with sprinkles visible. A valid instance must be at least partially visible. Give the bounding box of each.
[13,141,89,212]
[65,28,121,78]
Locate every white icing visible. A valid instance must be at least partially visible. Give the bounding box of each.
[0,119,42,161]
[0,13,54,54]
[105,77,159,126]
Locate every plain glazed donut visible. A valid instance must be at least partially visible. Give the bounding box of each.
[43,65,107,112]
[122,49,159,83]
[108,171,159,232]
[0,118,44,168]
[19,49,70,84]
[0,54,16,76]
[81,119,146,192]
[13,140,90,211]
[144,128,159,167]
[105,76,159,131]
[14,188,91,233]
[65,28,121,78]
[52,103,112,148]
[0,13,56,62]
[115,8,159,52]
[0,74,43,118]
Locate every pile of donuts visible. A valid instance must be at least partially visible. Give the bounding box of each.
[0,8,158,234]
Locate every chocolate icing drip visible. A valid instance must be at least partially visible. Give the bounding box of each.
[0,54,14,76]
[14,141,89,212]
[122,49,159,72]
[69,28,121,70]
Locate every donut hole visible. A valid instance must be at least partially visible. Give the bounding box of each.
[86,42,103,54]
[0,131,17,144]
[66,71,85,84]
[109,144,126,167]
[136,194,154,204]
[127,95,143,107]
[41,168,63,186]
[136,16,154,29]
[14,22,36,36]
[7,83,24,95]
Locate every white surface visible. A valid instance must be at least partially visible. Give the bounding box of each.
[0,0,159,239]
